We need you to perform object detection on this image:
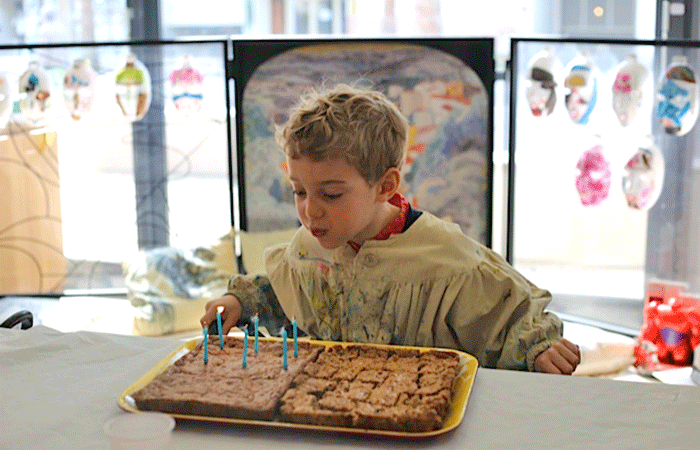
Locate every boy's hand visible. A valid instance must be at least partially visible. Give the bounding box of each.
[533,338,581,375]
[200,294,243,335]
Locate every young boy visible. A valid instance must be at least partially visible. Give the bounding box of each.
[201,84,580,374]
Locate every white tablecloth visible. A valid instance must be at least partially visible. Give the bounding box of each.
[1,326,698,450]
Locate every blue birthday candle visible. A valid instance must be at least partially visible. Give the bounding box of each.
[253,314,259,354]
[293,317,298,358]
[242,326,248,368]
[216,307,224,349]
[203,326,209,365]
[282,328,288,370]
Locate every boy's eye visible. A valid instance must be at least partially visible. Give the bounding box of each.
[292,190,306,197]
[323,193,343,200]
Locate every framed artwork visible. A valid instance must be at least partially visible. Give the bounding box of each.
[231,38,495,246]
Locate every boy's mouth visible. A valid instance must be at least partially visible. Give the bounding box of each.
[310,227,327,238]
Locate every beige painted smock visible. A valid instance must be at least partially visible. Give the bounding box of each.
[230,212,563,370]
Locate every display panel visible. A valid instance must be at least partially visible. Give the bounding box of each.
[232,38,494,247]
[509,38,700,331]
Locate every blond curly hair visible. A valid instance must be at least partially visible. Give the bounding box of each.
[277,84,408,184]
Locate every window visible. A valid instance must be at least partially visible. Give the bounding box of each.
[0,40,230,294]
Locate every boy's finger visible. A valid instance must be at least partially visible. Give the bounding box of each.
[551,339,581,367]
[222,312,237,335]
[200,306,217,328]
[539,356,562,374]
[552,352,575,375]
[565,348,581,367]
[560,340,582,366]
[560,338,581,357]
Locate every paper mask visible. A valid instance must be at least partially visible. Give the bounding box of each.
[575,144,610,206]
[564,53,598,125]
[622,142,664,210]
[115,54,151,121]
[612,54,648,127]
[169,56,204,115]
[18,61,52,125]
[525,48,561,117]
[656,55,699,136]
[63,59,97,121]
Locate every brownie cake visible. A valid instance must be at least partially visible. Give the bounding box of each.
[280,344,460,432]
[130,337,461,432]
[131,337,324,420]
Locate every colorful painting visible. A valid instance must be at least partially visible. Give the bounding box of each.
[656,55,699,136]
[63,58,97,121]
[169,55,204,115]
[238,41,492,244]
[18,61,52,125]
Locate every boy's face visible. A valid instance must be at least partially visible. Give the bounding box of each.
[287,155,389,250]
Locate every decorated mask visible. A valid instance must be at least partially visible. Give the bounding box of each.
[115,54,151,121]
[622,142,664,210]
[564,52,598,125]
[18,61,52,125]
[525,48,561,117]
[0,72,11,129]
[63,59,97,121]
[656,55,699,136]
[575,144,610,206]
[169,56,204,115]
[612,54,648,127]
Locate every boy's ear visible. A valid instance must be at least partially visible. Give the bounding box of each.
[377,167,401,200]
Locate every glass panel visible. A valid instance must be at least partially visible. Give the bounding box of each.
[0,41,230,294]
[510,38,700,331]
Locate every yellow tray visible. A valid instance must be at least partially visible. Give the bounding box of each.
[118,338,478,439]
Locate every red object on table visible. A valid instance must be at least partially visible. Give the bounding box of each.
[634,281,700,372]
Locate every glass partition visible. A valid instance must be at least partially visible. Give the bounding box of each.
[509,37,700,332]
[0,39,232,295]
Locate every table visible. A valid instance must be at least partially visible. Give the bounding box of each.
[1,326,698,450]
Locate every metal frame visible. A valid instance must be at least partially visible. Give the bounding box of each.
[230,37,496,248]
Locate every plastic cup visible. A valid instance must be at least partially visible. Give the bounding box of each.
[104,412,175,450]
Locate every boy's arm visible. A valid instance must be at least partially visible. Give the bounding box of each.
[493,282,566,371]
[494,284,579,373]
[227,274,291,334]
[447,261,567,371]
[496,282,575,371]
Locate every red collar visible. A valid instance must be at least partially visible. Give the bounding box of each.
[348,193,408,252]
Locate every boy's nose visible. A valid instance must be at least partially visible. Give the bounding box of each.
[305,199,324,219]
